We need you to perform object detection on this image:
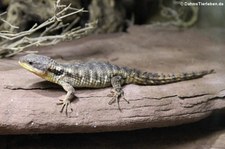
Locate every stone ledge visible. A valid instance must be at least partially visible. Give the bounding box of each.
[0,26,225,134]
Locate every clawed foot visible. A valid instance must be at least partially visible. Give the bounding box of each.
[107,89,129,111]
[57,98,73,116]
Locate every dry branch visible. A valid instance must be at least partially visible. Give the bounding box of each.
[0,0,96,58]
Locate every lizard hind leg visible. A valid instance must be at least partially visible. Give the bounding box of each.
[108,76,129,111]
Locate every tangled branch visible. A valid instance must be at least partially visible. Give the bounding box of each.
[151,0,198,28]
[0,1,96,58]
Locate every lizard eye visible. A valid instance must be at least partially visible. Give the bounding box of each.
[28,61,33,65]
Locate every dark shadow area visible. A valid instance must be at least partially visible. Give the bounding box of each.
[29,81,62,90]
[0,110,224,149]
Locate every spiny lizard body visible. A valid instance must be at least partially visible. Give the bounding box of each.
[19,54,214,115]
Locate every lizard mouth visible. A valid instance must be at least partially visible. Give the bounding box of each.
[18,61,45,76]
[18,61,55,82]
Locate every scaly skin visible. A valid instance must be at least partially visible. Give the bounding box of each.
[19,54,214,115]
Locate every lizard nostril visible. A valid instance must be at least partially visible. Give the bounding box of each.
[28,61,33,65]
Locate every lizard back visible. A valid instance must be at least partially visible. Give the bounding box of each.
[61,61,127,88]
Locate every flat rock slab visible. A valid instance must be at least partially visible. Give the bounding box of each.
[0,26,225,134]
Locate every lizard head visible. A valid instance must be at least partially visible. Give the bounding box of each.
[19,54,53,77]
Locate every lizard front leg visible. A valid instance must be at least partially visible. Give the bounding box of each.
[108,76,129,110]
[57,81,76,115]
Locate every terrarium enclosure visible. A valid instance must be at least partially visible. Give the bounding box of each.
[0,0,225,149]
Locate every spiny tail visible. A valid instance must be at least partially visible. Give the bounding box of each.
[129,69,215,85]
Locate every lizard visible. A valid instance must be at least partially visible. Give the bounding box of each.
[18,54,214,115]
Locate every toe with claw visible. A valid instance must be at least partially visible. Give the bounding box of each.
[108,89,129,111]
[57,98,73,116]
